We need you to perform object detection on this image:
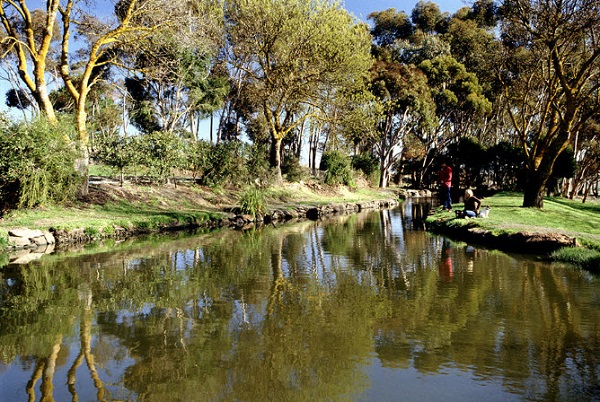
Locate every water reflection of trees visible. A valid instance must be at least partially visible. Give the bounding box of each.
[0,209,598,400]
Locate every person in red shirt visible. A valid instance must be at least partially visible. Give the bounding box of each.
[438,162,453,211]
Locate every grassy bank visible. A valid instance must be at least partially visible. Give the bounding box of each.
[0,180,398,246]
[426,192,600,271]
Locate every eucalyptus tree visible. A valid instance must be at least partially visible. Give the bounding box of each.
[499,0,600,208]
[1,0,221,195]
[0,4,62,120]
[368,61,435,188]
[368,8,413,47]
[368,4,493,188]
[569,118,600,201]
[411,56,491,187]
[124,31,227,137]
[223,0,372,182]
[411,0,449,35]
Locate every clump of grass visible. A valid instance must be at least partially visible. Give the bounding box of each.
[102,225,116,235]
[238,187,267,219]
[551,247,600,272]
[84,227,100,237]
[0,229,8,247]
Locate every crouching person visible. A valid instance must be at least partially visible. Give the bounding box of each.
[462,189,481,218]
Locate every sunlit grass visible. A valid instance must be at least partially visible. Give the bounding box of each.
[435,192,600,242]
[428,192,600,270]
[0,201,218,233]
[551,247,600,269]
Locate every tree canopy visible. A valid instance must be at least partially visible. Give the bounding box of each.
[1,0,599,206]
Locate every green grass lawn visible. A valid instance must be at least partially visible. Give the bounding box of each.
[429,192,600,270]
[463,192,600,246]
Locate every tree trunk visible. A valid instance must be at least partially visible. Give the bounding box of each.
[522,170,547,208]
[76,97,90,197]
[270,135,283,183]
[36,85,57,123]
[379,154,389,188]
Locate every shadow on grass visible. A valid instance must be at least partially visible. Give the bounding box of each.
[548,196,600,214]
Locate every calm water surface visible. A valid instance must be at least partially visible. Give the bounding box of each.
[0,202,598,402]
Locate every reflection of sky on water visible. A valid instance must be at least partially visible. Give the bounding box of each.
[360,359,520,402]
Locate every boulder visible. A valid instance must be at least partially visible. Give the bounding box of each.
[8,236,31,248]
[9,228,44,239]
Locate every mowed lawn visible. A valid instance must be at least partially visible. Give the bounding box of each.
[464,193,600,245]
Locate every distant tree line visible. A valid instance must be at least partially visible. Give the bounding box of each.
[1,0,599,211]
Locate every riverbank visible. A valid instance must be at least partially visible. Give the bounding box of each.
[0,179,401,252]
[425,192,600,272]
[2,183,598,272]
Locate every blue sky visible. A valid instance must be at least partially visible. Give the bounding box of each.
[342,0,468,21]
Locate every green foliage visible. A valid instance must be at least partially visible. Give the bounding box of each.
[0,117,82,211]
[447,137,487,187]
[551,248,600,272]
[188,140,247,187]
[225,0,373,173]
[352,153,380,186]
[91,132,140,181]
[136,131,184,182]
[485,141,526,190]
[244,143,272,184]
[282,155,304,183]
[102,225,116,235]
[186,140,212,180]
[352,153,379,176]
[321,151,355,187]
[84,226,100,237]
[237,186,267,219]
[0,228,7,248]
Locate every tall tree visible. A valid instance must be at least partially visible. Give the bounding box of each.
[368,60,435,188]
[223,0,372,182]
[0,2,61,120]
[412,55,491,187]
[499,0,600,207]
[1,0,221,195]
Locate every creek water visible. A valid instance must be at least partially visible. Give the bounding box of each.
[0,201,598,402]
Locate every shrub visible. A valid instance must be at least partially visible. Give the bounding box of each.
[187,140,247,187]
[321,150,355,187]
[352,153,380,186]
[238,186,267,219]
[244,143,272,185]
[186,140,212,181]
[0,116,82,211]
[91,132,139,184]
[136,131,184,183]
[282,155,305,182]
[351,153,378,176]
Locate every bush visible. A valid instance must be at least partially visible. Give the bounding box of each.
[91,131,139,184]
[352,153,380,186]
[245,143,273,185]
[187,140,247,187]
[136,131,184,183]
[321,150,355,187]
[0,116,82,211]
[238,186,267,219]
[282,155,305,182]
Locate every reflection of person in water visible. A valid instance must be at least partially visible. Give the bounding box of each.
[439,238,453,280]
[464,245,478,273]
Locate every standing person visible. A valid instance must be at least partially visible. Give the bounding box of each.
[438,162,453,211]
[463,189,482,218]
